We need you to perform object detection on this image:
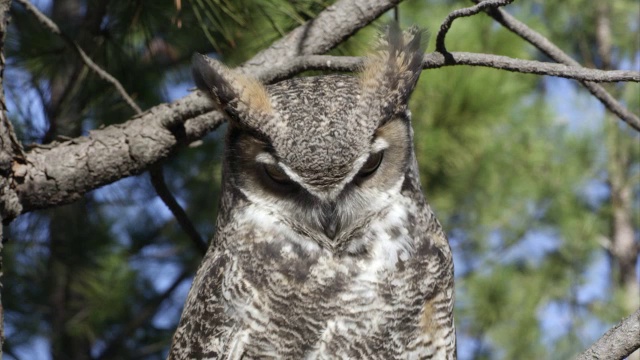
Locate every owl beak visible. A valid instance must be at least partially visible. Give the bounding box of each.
[320,205,340,240]
[322,217,339,239]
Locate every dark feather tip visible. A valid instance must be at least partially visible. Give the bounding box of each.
[192,53,219,93]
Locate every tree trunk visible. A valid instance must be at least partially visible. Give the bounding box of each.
[0,0,19,358]
[596,3,639,360]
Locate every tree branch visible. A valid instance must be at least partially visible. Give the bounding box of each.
[12,0,402,214]
[436,0,513,53]
[149,167,208,255]
[12,4,640,214]
[241,0,401,77]
[474,0,640,131]
[12,0,638,215]
[575,308,640,360]
[260,53,640,85]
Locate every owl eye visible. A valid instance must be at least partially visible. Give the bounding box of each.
[263,163,292,184]
[358,151,384,178]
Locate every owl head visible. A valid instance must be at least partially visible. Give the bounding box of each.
[193,25,425,248]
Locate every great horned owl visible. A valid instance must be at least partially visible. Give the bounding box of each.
[168,25,456,359]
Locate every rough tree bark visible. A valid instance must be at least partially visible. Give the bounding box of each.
[575,308,640,360]
[0,0,19,223]
[0,0,19,356]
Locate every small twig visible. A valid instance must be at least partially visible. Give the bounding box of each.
[575,308,640,360]
[474,1,640,131]
[423,52,640,82]
[436,0,514,53]
[258,53,640,85]
[15,0,142,113]
[149,166,208,255]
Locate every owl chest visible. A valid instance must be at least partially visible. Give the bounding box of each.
[227,235,413,315]
[218,208,428,358]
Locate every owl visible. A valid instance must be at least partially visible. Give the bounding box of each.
[168,25,456,359]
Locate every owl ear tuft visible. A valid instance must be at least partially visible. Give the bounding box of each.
[192,53,235,105]
[360,24,427,122]
[192,53,272,123]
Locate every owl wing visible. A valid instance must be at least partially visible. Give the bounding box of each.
[168,248,231,359]
[411,225,457,358]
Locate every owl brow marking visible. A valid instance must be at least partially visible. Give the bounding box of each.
[254,152,277,165]
[370,137,389,153]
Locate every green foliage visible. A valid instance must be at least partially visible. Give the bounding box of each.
[189,0,330,64]
[528,0,639,66]
[68,251,137,339]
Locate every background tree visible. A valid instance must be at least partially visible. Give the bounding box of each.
[0,0,637,359]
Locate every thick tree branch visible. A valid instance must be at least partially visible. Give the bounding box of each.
[12,0,402,214]
[436,0,513,53]
[575,308,640,360]
[241,0,401,77]
[474,1,640,131]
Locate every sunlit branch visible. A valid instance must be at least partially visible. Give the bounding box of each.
[575,308,640,360]
[473,0,640,131]
[259,53,640,85]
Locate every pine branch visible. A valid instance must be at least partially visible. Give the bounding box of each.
[12,0,401,214]
[575,308,640,360]
[15,0,142,113]
[472,0,640,131]
[241,0,402,78]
